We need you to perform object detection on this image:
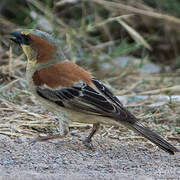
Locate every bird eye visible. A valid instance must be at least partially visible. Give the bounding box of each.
[21,34,31,45]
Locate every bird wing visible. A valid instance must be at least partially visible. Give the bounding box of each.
[32,61,131,120]
[36,79,133,122]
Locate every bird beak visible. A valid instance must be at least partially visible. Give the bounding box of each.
[10,31,23,45]
[10,31,30,45]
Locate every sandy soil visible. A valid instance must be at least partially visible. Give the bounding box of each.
[0,130,179,180]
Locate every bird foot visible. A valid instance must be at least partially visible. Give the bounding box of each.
[70,131,81,137]
[83,138,93,149]
[29,134,63,145]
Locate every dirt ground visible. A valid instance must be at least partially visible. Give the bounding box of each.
[0,130,179,180]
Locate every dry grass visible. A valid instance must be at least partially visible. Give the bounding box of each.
[94,0,180,27]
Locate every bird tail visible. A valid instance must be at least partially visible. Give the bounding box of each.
[129,121,179,155]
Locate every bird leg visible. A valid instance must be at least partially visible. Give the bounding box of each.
[83,123,100,149]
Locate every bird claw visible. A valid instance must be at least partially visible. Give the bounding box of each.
[28,138,38,145]
[83,138,93,149]
[70,131,81,137]
[29,134,63,145]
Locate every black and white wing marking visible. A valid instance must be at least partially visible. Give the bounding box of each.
[36,79,129,119]
[91,78,123,107]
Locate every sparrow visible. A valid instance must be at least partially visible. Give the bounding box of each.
[10,29,179,155]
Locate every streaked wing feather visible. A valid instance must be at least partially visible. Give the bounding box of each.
[36,81,123,117]
[36,85,111,116]
[79,85,116,112]
[65,100,105,115]
[92,78,123,107]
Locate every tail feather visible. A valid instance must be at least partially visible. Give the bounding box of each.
[131,122,179,155]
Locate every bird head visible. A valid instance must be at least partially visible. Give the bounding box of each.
[10,29,65,66]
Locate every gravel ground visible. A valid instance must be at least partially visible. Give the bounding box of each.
[0,132,179,180]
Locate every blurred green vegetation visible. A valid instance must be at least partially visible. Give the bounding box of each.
[144,0,180,17]
[1,0,180,73]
